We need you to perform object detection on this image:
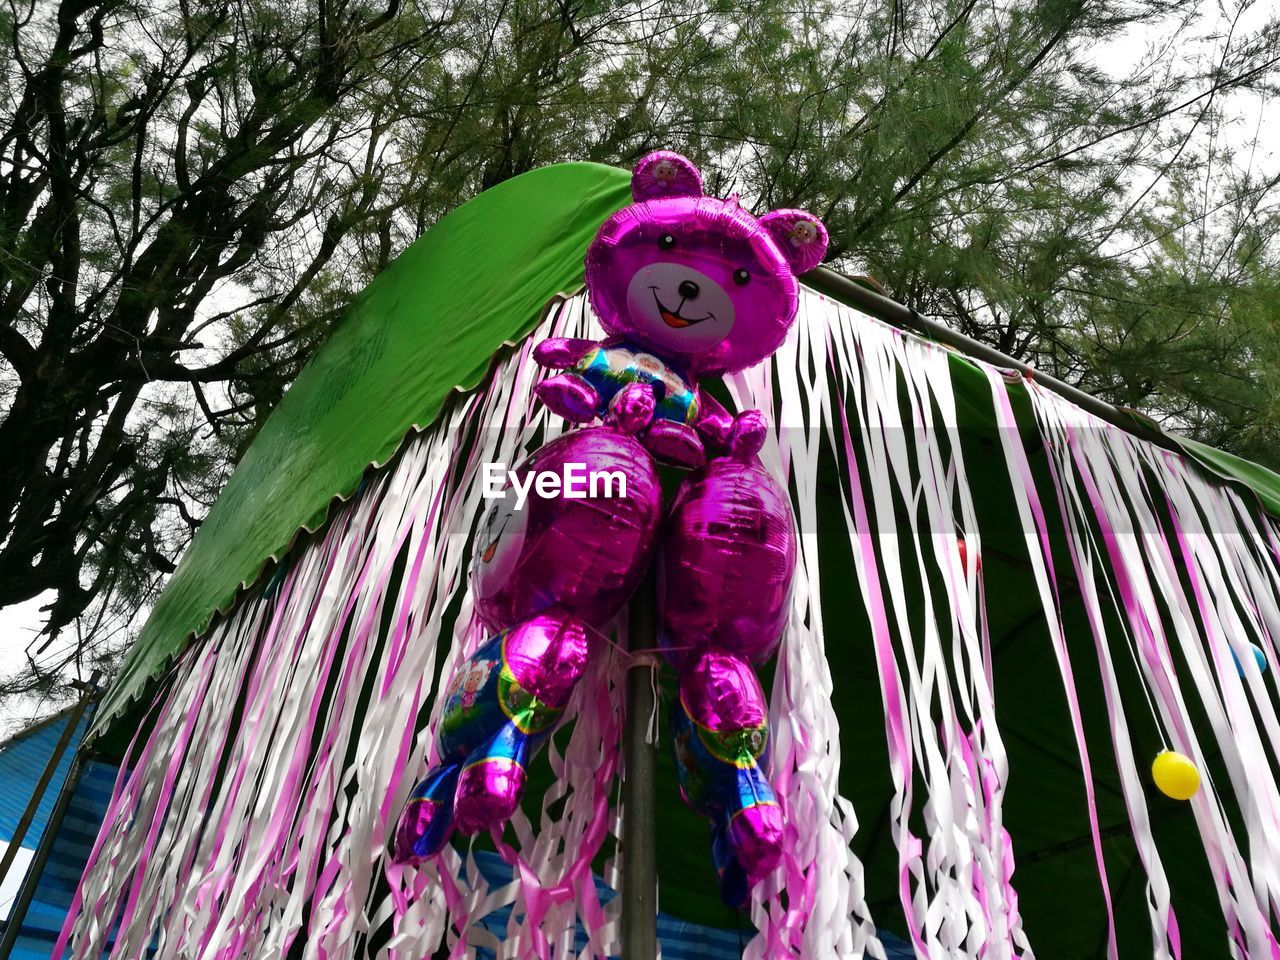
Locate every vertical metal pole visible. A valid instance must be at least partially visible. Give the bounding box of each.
[620,575,658,960]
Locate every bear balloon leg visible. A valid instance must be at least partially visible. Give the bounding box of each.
[393,615,588,861]
[671,651,783,906]
[392,428,660,863]
[659,459,798,905]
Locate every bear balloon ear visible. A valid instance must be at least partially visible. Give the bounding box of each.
[759,209,829,274]
[631,151,703,202]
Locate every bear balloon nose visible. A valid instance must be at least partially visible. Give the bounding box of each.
[678,280,700,300]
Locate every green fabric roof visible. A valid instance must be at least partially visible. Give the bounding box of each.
[89,160,1280,956]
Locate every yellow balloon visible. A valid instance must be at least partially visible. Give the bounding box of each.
[1152,750,1200,800]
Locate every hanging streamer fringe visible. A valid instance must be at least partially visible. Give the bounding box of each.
[57,288,1280,959]
[807,298,1030,960]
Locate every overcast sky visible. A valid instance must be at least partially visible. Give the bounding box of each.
[0,593,61,739]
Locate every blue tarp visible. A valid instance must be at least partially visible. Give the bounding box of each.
[5,756,117,960]
[0,710,90,847]
[0,710,119,959]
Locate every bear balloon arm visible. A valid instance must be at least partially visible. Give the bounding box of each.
[531,337,599,369]
[726,409,768,461]
[531,339,611,423]
[533,373,602,423]
[693,391,735,450]
[694,394,768,461]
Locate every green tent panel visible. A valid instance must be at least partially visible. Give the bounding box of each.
[94,160,1280,735]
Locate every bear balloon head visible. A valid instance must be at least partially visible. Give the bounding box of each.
[585,151,828,377]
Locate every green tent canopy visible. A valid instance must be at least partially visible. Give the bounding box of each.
[86,161,1280,956]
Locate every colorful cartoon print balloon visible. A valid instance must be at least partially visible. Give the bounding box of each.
[394,615,592,859]
[670,649,784,904]
[394,152,822,907]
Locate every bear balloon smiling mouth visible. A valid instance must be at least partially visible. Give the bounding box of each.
[650,286,715,328]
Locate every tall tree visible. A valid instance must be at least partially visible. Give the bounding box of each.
[0,0,453,690]
[698,0,1280,461]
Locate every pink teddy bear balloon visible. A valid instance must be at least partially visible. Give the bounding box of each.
[533,150,828,466]
[535,151,828,902]
[393,152,826,909]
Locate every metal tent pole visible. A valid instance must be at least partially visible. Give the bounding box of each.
[619,575,658,960]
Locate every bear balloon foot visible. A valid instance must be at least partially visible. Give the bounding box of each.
[643,420,706,468]
[392,763,461,864]
[607,381,657,434]
[453,728,532,835]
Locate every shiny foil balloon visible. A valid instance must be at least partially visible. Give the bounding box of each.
[670,651,783,906]
[471,426,661,632]
[658,460,795,902]
[586,151,828,377]
[395,152,820,902]
[567,342,700,427]
[657,458,798,666]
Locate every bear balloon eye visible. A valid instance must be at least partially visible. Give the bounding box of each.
[658,233,677,251]
[733,268,751,286]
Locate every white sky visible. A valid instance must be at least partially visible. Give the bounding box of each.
[0,592,61,740]
[0,840,35,918]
